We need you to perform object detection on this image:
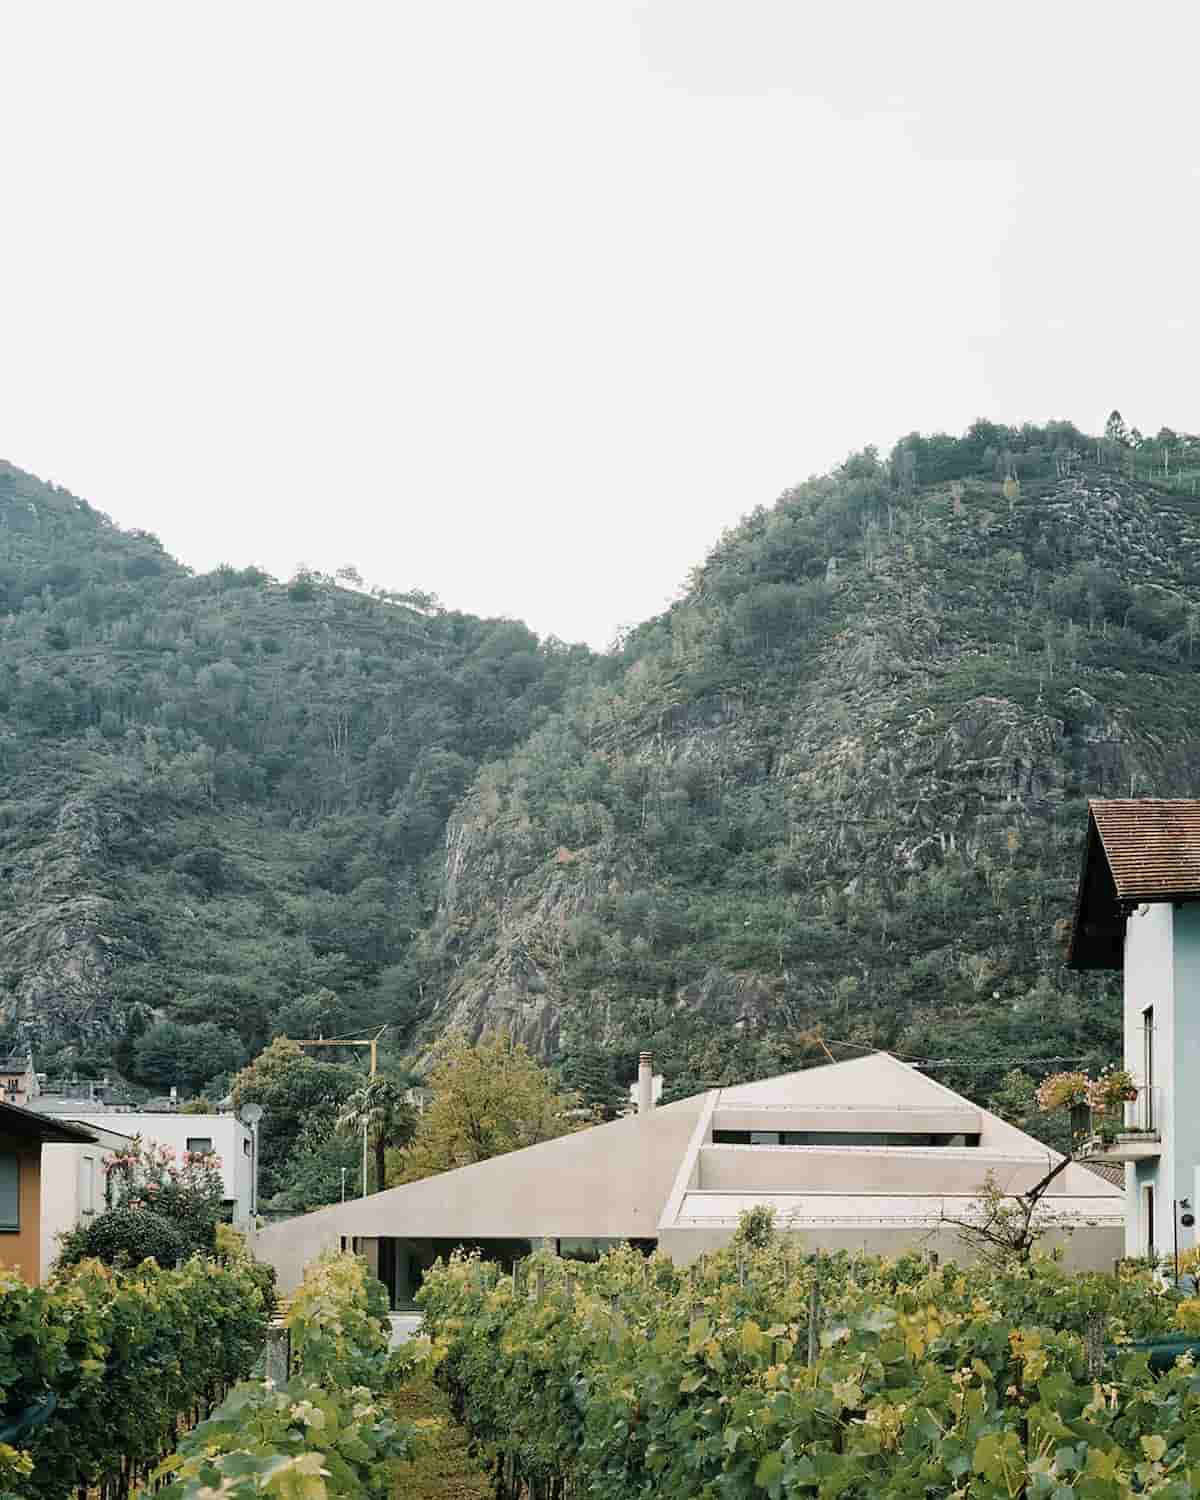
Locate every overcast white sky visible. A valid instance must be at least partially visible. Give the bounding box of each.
[2,2,1197,648]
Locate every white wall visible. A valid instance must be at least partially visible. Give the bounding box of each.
[40,1126,131,1278]
[48,1114,254,1226]
[1124,903,1175,1259]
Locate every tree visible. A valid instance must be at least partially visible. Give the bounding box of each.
[133,1021,245,1094]
[559,1045,624,1121]
[396,1033,580,1183]
[230,1038,357,1198]
[336,1075,417,1192]
[272,1131,363,1212]
[940,1159,1073,1266]
[1104,409,1130,447]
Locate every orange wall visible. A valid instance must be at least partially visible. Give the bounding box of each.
[0,1137,43,1284]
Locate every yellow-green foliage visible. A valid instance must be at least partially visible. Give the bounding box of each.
[0,1254,269,1499]
[419,1244,1200,1500]
[144,1250,408,1500]
[285,1250,392,1391]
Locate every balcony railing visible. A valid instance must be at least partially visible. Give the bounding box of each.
[1079,1085,1161,1162]
[1123,1083,1157,1135]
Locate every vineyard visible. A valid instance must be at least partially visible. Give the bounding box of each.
[418,1240,1200,1500]
[0,1252,271,1499]
[147,1249,411,1499]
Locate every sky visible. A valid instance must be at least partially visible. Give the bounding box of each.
[2,2,1198,649]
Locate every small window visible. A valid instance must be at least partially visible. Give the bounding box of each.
[186,1137,214,1155]
[243,1138,251,1156]
[81,1156,96,1215]
[0,1155,19,1230]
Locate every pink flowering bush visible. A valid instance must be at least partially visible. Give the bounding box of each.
[98,1135,226,1257]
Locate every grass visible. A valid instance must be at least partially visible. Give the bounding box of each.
[392,1374,491,1500]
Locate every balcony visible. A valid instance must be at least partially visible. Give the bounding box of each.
[1080,1085,1161,1163]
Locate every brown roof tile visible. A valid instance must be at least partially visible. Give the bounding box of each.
[1090,799,1200,900]
[1081,1159,1125,1188]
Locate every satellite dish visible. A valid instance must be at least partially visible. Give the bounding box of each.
[240,1103,263,1125]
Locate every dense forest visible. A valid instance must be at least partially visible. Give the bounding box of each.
[4,412,1200,1131]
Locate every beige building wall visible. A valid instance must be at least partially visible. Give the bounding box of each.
[254,1095,706,1291]
[39,1126,131,1279]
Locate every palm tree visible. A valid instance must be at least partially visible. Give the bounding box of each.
[336,1077,417,1193]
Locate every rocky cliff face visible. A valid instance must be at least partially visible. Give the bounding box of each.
[410,467,1200,1086]
[0,773,125,1041]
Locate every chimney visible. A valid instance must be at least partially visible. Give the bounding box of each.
[637,1051,654,1115]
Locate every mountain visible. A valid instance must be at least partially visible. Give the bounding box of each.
[5,420,1200,1113]
[404,420,1200,1103]
[0,459,598,1085]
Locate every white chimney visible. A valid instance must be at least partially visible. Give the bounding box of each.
[637,1051,654,1115]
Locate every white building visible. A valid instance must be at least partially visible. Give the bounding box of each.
[31,1108,255,1227]
[1069,798,1200,1264]
[253,1051,1122,1301]
[39,1122,135,1279]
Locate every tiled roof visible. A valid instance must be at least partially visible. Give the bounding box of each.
[1081,1159,1125,1188]
[1068,799,1200,969]
[1090,799,1200,899]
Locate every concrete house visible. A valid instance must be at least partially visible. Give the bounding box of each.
[1068,798,1200,1263]
[31,1105,255,1226]
[39,1122,135,1279]
[253,1051,1122,1299]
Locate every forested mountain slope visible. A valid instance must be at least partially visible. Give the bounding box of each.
[7,419,1200,1111]
[0,460,597,1085]
[407,422,1200,1103]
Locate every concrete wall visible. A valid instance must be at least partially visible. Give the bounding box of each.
[1122,900,1199,1263]
[697,1146,1074,1195]
[659,1221,1124,1271]
[1168,904,1200,1264]
[40,1140,105,1278]
[254,1095,707,1292]
[50,1114,253,1224]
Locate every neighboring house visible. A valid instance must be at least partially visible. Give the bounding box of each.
[39,1122,136,1279]
[1068,797,1200,1263]
[0,1101,96,1284]
[253,1051,1123,1301]
[29,1107,254,1226]
[0,1052,39,1109]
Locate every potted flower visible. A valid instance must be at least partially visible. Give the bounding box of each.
[1035,1071,1092,1112]
[1089,1067,1138,1112]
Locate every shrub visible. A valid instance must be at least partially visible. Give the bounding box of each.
[146,1378,410,1499]
[286,1250,392,1393]
[0,1255,270,1498]
[56,1206,185,1268]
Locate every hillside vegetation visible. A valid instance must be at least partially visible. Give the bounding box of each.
[0,459,598,1086]
[407,418,1200,1104]
[3,416,1200,1114]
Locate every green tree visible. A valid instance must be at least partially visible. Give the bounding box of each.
[396,1033,579,1183]
[559,1044,624,1121]
[336,1075,417,1192]
[132,1021,245,1094]
[230,1038,357,1198]
[271,1131,363,1213]
[1105,408,1130,447]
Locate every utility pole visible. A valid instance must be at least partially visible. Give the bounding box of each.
[289,1027,386,1076]
[289,1027,387,1199]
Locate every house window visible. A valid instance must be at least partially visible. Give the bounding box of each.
[1144,1183,1156,1260]
[81,1156,96,1215]
[0,1155,19,1230]
[186,1137,214,1155]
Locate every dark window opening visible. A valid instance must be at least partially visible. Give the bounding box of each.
[186,1137,214,1154]
[0,1155,17,1230]
[712,1130,981,1148]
